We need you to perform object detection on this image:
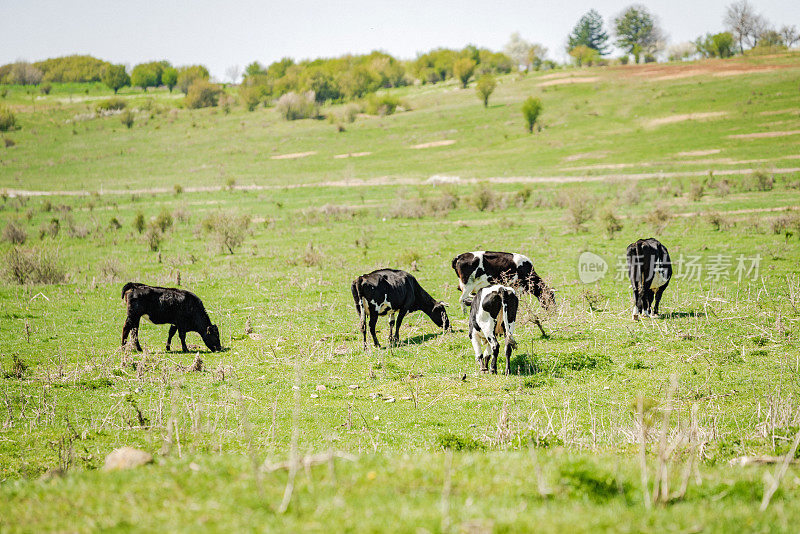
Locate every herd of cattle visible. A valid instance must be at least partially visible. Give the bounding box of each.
[121,238,672,374]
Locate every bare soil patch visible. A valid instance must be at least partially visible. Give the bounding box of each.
[728,130,800,139]
[409,140,456,149]
[647,112,728,127]
[760,109,800,117]
[677,149,721,157]
[563,151,609,162]
[538,77,599,87]
[333,152,371,159]
[270,151,317,160]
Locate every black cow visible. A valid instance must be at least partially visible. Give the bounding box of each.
[468,284,518,374]
[121,282,222,352]
[451,251,555,312]
[626,238,672,320]
[351,269,450,348]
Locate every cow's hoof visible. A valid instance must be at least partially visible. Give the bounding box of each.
[632,314,639,321]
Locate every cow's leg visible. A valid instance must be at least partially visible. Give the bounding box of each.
[487,335,500,374]
[388,311,397,347]
[632,289,640,321]
[122,314,138,349]
[471,331,485,373]
[394,310,406,346]
[652,285,667,317]
[132,324,143,352]
[368,312,380,348]
[178,329,189,352]
[166,325,178,351]
[504,341,514,375]
[642,289,654,317]
[359,300,368,349]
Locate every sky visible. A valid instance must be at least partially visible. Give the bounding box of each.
[1,0,798,81]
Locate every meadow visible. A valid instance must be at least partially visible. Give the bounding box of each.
[1,53,800,532]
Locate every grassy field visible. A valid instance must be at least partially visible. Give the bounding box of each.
[1,53,800,532]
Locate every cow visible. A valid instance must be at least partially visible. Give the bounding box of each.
[121,282,222,352]
[468,284,518,374]
[451,251,555,313]
[626,238,672,320]
[351,269,450,349]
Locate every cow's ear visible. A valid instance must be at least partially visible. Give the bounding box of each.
[206,326,212,335]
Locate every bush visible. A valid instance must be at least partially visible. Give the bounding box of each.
[38,218,59,239]
[133,212,145,233]
[0,106,16,132]
[239,85,263,111]
[600,208,622,237]
[365,93,401,116]
[471,184,499,212]
[475,74,497,107]
[453,57,476,88]
[521,96,543,133]
[96,98,127,112]
[2,221,27,244]
[343,103,360,123]
[39,83,52,95]
[565,193,596,232]
[154,209,173,232]
[745,170,774,192]
[642,205,672,231]
[689,181,704,201]
[185,80,223,109]
[436,432,486,451]
[120,110,134,129]
[202,212,251,253]
[276,91,319,120]
[144,225,162,251]
[4,247,66,285]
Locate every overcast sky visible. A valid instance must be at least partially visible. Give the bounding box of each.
[1,0,797,80]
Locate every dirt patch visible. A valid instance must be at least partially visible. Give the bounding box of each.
[713,68,779,77]
[728,130,800,139]
[563,151,609,162]
[333,152,371,159]
[677,149,721,157]
[538,77,599,87]
[612,58,794,80]
[651,70,711,81]
[270,151,317,160]
[760,109,800,117]
[409,140,456,149]
[647,112,728,127]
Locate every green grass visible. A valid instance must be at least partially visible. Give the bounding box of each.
[1,53,800,531]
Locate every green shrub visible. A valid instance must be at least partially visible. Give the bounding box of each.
[343,103,360,123]
[96,98,126,112]
[521,96,543,133]
[39,83,52,95]
[475,74,497,107]
[2,221,27,244]
[239,85,264,111]
[120,110,134,129]
[365,93,401,116]
[276,91,318,120]
[177,65,210,94]
[185,80,223,109]
[436,432,486,451]
[600,208,622,237]
[102,64,130,94]
[202,212,251,253]
[154,209,173,232]
[4,247,67,285]
[133,212,145,233]
[144,225,162,251]
[453,57,476,88]
[0,106,16,132]
[471,184,499,212]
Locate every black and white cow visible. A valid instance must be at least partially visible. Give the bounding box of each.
[451,251,555,312]
[351,269,450,349]
[626,238,672,320]
[121,282,222,352]
[468,284,518,374]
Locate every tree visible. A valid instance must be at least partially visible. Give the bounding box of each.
[475,74,496,107]
[521,97,543,133]
[102,64,130,94]
[780,25,799,48]
[668,42,696,61]
[568,10,611,55]
[245,62,266,77]
[8,62,43,85]
[694,32,734,58]
[184,80,222,109]
[759,30,785,48]
[504,32,534,71]
[130,63,159,91]
[176,65,210,94]
[161,67,178,92]
[613,5,665,63]
[724,0,768,51]
[527,44,549,71]
[569,45,600,66]
[453,58,476,88]
[225,65,241,84]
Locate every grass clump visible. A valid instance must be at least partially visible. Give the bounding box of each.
[3,355,28,379]
[95,98,126,112]
[365,94,401,116]
[2,220,27,244]
[0,106,17,131]
[4,247,66,285]
[202,212,251,253]
[565,193,596,232]
[436,432,486,451]
[276,91,319,121]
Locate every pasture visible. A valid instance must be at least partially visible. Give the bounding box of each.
[1,53,800,531]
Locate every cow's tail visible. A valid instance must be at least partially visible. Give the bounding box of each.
[121,282,136,301]
[500,289,517,350]
[635,241,645,295]
[351,277,365,323]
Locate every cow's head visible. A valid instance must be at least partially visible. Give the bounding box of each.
[202,324,222,352]
[431,301,451,331]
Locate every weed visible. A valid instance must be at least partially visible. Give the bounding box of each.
[4,247,66,285]
[436,432,486,451]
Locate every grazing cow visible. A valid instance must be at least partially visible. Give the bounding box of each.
[451,251,555,312]
[468,285,518,374]
[121,282,222,352]
[626,238,672,320]
[351,269,450,348]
